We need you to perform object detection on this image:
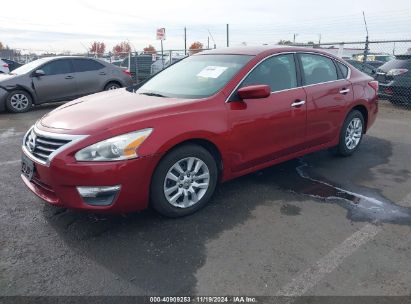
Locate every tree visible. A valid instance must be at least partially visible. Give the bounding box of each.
[189,41,204,54]
[307,41,315,45]
[112,41,132,58]
[278,40,293,45]
[143,45,156,54]
[89,41,106,57]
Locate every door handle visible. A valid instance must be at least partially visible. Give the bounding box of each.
[291,100,306,107]
[339,88,350,94]
[99,72,106,75]
[65,75,74,79]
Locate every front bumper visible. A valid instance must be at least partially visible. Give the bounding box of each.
[21,149,161,213]
[0,87,8,112]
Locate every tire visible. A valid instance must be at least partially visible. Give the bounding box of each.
[150,144,218,218]
[336,110,365,156]
[6,90,33,113]
[104,82,121,91]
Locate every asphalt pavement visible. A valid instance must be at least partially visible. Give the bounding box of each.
[0,101,410,297]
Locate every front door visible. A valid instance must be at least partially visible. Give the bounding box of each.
[32,59,78,102]
[227,53,307,173]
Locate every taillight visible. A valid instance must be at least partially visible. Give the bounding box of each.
[384,87,394,95]
[3,63,8,68]
[386,68,408,76]
[368,80,378,92]
[123,69,132,77]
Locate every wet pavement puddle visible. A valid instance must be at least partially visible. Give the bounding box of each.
[270,159,411,227]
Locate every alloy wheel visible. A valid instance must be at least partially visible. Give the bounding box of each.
[345,117,363,150]
[163,157,210,208]
[107,84,120,90]
[10,93,29,111]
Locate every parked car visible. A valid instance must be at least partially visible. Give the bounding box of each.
[1,58,22,71]
[345,59,377,77]
[0,56,133,113]
[21,47,378,217]
[0,59,10,74]
[375,54,411,104]
[365,60,386,69]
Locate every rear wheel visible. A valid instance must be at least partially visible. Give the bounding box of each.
[6,90,33,113]
[150,144,218,217]
[104,82,121,91]
[335,110,365,156]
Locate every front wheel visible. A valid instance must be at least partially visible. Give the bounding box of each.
[150,144,218,217]
[335,110,365,156]
[6,90,33,113]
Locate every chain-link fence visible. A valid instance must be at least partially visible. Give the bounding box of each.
[296,40,411,108]
[3,40,410,108]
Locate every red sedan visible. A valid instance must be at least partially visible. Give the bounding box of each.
[21,47,378,217]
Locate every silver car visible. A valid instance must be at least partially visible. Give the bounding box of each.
[0,56,134,113]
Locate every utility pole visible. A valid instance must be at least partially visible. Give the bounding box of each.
[184,27,187,55]
[293,33,298,44]
[226,24,229,47]
[362,11,369,63]
[318,34,322,45]
[207,36,210,49]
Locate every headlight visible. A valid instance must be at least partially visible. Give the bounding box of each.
[75,129,152,161]
[386,68,408,76]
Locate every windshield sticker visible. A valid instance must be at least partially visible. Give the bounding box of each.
[197,66,228,78]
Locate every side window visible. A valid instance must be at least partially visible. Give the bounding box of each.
[240,54,298,92]
[337,62,349,78]
[73,59,104,72]
[300,54,338,85]
[41,60,72,76]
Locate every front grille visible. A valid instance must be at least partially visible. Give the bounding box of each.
[25,130,72,163]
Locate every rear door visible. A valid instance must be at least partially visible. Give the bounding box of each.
[298,53,353,147]
[32,59,78,102]
[71,58,107,95]
[227,53,307,172]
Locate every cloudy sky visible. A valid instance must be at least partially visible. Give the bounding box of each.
[0,0,410,54]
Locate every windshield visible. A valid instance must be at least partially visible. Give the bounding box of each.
[137,54,253,99]
[11,58,49,75]
[374,55,395,62]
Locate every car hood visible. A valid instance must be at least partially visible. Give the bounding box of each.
[39,89,196,134]
[0,73,21,85]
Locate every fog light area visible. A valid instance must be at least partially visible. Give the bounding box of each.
[77,185,121,206]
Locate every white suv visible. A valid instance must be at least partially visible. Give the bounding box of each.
[0,59,10,74]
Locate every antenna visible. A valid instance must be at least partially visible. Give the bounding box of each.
[207,29,216,49]
[362,11,370,62]
[80,42,90,55]
[362,11,369,37]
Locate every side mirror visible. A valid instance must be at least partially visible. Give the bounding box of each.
[237,85,271,100]
[34,69,45,77]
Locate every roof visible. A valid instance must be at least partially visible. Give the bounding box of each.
[197,46,340,57]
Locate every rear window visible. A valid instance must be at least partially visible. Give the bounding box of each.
[72,59,104,72]
[300,53,338,85]
[337,62,349,78]
[379,58,411,72]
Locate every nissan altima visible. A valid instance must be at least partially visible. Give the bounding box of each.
[21,47,378,217]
